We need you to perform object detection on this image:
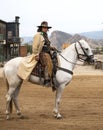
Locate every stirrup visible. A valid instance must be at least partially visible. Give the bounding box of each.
[44,79,51,87]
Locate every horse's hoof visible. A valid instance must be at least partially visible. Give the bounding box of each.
[17,111,22,116]
[17,111,24,119]
[18,115,24,119]
[57,116,62,119]
[6,115,10,120]
[54,114,57,118]
[56,114,62,119]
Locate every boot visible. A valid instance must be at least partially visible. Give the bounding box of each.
[44,66,51,86]
[44,79,50,87]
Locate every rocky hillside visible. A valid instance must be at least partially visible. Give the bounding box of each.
[22,30,103,50]
[50,31,103,49]
[49,31,72,49]
[80,30,103,39]
[66,34,102,49]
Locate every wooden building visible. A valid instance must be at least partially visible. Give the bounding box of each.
[0,16,21,60]
[20,45,27,57]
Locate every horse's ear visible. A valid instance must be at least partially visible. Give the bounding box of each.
[78,41,81,44]
[78,39,86,45]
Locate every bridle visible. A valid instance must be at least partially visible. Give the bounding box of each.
[75,41,94,62]
[57,41,93,66]
[56,41,94,75]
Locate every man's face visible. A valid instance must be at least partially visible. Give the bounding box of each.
[42,27,48,33]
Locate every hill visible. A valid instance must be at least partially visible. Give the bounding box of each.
[66,34,101,49]
[50,31,103,49]
[21,30,103,50]
[49,31,72,49]
[80,30,103,39]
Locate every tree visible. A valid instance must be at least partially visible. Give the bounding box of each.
[24,43,32,54]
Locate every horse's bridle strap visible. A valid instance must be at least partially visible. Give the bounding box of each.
[75,41,88,60]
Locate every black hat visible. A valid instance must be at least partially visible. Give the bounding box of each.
[37,21,52,29]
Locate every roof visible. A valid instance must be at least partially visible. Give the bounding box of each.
[0,19,7,24]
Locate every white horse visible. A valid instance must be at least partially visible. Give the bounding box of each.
[3,39,94,120]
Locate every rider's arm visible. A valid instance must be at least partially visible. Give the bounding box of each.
[32,33,44,61]
[32,34,41,55]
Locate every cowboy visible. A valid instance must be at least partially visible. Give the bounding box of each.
[36,21,56,85]
[17,21,56,86]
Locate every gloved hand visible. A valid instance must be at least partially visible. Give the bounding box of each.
[51,46,61,53]
[35,55,39,61]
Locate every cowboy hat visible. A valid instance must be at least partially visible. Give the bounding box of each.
[37,21,52,29]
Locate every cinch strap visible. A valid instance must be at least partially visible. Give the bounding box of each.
[56,66,73,75]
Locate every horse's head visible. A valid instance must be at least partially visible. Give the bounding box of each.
[75,39,94,64]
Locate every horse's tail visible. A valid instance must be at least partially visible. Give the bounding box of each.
[3,69,13,113]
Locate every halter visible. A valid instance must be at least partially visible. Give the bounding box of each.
[75,41,89,61]
[58,41,93,65]
[75,41,94,62]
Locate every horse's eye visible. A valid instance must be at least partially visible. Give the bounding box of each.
[85,48,88,51]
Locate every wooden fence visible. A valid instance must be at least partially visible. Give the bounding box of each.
[94,60,103,70]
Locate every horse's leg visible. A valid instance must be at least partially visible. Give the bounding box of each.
[5,87,16,120]
[53,84,64,119]
[12,81,23,118]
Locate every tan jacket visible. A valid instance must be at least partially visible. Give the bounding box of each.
[17,32,45,80]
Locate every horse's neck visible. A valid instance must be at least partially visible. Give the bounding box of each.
[59,43,77,71]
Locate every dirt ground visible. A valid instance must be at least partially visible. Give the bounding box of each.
[0,75,103,130]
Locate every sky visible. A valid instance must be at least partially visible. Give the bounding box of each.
[0,0,103,36]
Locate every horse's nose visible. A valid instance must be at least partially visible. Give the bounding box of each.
[90,58,95,64]
[86,55,95,64]
[89,55,95,63]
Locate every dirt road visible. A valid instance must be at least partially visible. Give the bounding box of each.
[0,75,103,130]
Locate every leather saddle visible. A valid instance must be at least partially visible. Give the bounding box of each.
[31,51,58,91]
[31,61,45,78]
[31,51,58,78]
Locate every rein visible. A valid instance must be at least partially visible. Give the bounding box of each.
[58,52,84,66]
[57,41,92,66]
[56,41,85,66]
[55,41,92,75]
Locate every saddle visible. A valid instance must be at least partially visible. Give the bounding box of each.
[31,51,58,77]
[31,61,45,78]
[31,51,58,89]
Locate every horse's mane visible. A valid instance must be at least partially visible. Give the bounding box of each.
[61,43,74,54]
[61,39,87,54]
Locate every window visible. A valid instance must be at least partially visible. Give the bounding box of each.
[0,34,3,41]
[8,31,12,39]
